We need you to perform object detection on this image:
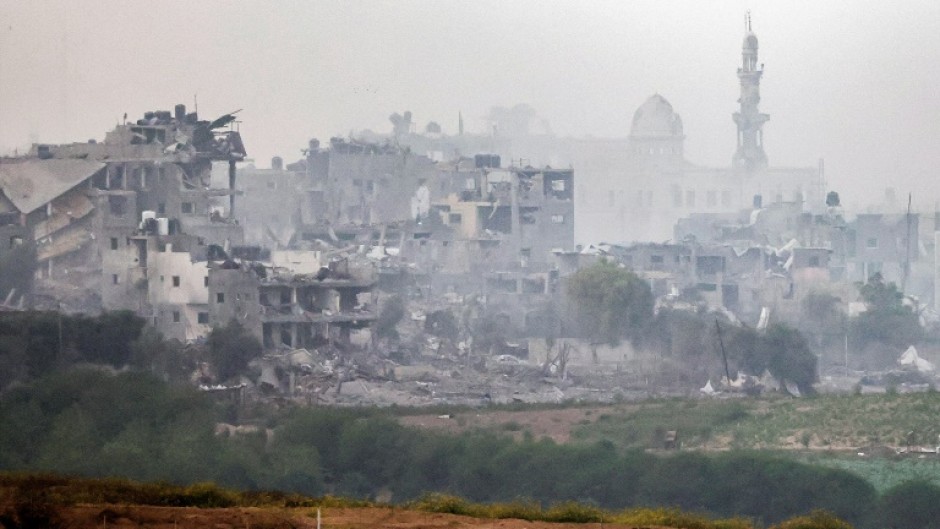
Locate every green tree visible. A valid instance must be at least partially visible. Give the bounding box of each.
[852,273,922,349]
[879,479,940,529]
[207,319,261,382]
[565,261,653,346]
[470,308,517,355]
[764,324,818,395]
[375,295,406,340]
[68,311,146,366]
[130,327,192,383]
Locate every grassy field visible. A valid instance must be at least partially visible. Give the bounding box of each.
[566,392,940,451]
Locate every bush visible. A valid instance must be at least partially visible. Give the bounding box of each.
[769,510,852,529]
[544,501,606,523]
[207,319,261,381]
[613,507,751,529]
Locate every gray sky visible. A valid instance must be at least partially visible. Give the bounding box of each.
[2,1,939,209]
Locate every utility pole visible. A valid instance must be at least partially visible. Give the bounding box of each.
[902,192,912,295]
[715,319,732,385]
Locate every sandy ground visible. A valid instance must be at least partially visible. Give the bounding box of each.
[53,505,671,529]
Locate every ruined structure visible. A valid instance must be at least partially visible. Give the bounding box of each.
[208,257,376,350]
[291,137,438,230]
[0,105,246,338]
[232,156,305,247]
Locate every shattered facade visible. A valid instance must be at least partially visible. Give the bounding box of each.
[208,257,377,350]
[0,104,246,338]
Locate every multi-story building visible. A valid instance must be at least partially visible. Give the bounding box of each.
[208,258,377,349]
[0,104,247,337]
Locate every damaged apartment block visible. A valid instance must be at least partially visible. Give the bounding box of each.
[0,104,246,340]
[208,257,377,350]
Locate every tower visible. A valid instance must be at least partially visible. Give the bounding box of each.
[732,12,769,171]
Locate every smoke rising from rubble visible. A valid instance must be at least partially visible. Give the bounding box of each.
[1,1,940,219]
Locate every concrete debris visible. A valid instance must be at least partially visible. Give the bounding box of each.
[898,346,935,373]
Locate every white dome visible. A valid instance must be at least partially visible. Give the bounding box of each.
[630,94,684,138]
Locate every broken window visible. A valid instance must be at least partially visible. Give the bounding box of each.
[130,126,166,145]
[696,256,725,275]
[197,312,209,324]
[181,202,194,214]
[108,195,127,217]
[172,276,181,287]
[172,311,180,323]
[110,165,125,189]
[110,237,118,250]
[217,293,225,303]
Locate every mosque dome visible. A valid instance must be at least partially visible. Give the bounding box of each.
[630,94,684,138]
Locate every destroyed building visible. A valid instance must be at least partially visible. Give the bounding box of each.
[377,17,827,246]
[844,213,919,287]
[232,156,305,247]
[0,104,247,337]
[417,156,575,324]
[208,257,377,350]
[290,137,438,230]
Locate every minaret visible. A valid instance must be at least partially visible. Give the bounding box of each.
[732,11,769,171]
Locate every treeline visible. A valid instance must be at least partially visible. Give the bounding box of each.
[0,368,927,527]
[0,310,263,389]
[0,310,150,388]
[565,262,818,392]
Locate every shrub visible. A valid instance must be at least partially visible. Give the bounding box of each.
[769,510,852,529]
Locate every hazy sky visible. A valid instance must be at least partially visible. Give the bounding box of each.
[2,1,939,209]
